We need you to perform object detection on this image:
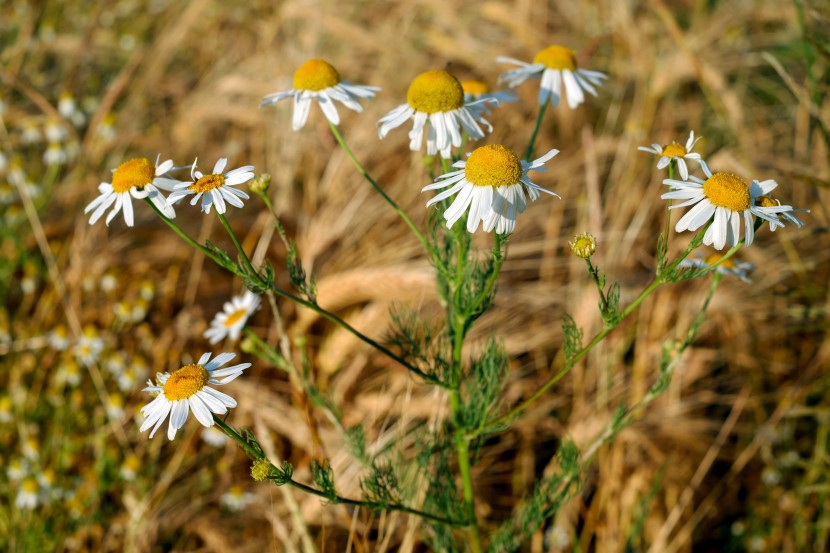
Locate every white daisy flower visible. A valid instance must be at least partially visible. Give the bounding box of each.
[201,425,230,447]
[680,252,756,283]
[423,144,559,234]
[43,142,67,166]
[461,80,517,116]
[47,325,71,351]
[662,164,794,250]
[260,58,380,131]
[15,478,40,510]
[0,395,12,423]
[378,70,494,159]
[140,352,251,440]
[7,458,29,481]
[20,119,41,144]
[44,117,68,143]
[166,158,254,215]
[498,45,607,109]
[85,156,177,227]
[220,485,256,511]
[120,454,141,482]
[204,290,261,344]
[754,195,809,231]
[638,130,705,180]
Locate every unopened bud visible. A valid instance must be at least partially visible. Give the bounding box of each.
[569,232,597,259]
[251,458,273,481]
[249,173,271,194]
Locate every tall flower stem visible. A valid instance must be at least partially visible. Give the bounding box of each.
[217,211,259,278]
[524,101,549,161]
[327,121,435,257]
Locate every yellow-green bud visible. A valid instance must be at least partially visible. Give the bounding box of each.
[250,458,272,481]
[240,337,256,354]
[249,173,271,194]
[569,232,597,259]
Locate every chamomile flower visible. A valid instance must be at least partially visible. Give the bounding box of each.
[680,252,755,283]
[85,156,177,227]
[378,70,494,159]
[120,454,141,482]
[140,352,251,440]
[755,196,808,231]
[260,59,380,130]
[498,45,607,109]
[221,485,256,511]
[201,425,229,447]
[44,142,67,166]
[16,478,40,510]
[204,290,261,344]
[423,144,559,234]
[166,158,254,215]
[638,130,704,180]
[0,395,12,423]
[662,164,793,250]
[461,80,516,116]
[47,324,71,351]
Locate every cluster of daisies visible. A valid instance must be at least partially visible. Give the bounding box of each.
[85,44,806,441]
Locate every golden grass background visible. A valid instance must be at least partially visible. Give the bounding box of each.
[1,0,829,551]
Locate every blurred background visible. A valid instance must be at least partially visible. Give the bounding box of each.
[0,0,828,551]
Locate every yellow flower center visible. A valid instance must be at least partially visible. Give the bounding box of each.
[111,158,154,193]
[464,145,523,188]
[223,309,247,328]
[163,363,209,401]
[293,59,340,91]
[462,80,491,96]
[533,45,577,71]
[570,232,597,258]
[189,174,225,193]
[703,253,737,270]
[407,70,464,113]
[702,172,750,211]
[756,196,778,208]
[22,478,38,493]
[661,143,687,157]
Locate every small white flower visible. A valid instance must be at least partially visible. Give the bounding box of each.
[56,360,83,387]
[638,130,705,180]
[679,252,756,283]
[378,70,495,159]
[0,395,12,423]
[166,158,254,214]
[662,164,798,250]
[85,156,177,227]
[120,454,141,482]
[117,368,139,393]
[261,58,380,131]
[498,45,607,109]
[7,458,29,481]
[20,119,41,144]
[220,485,256,511]
[423,144,559,234]
[754,195,808,231]
[202,426,230,447]
[72,325,104,366]
[44,118,68,143]
[43,142,67,166]
[15,478,40,510]
[106,393,125,419]
[204,290,261,344]
[140,352,251,440]
[461,80,517,117]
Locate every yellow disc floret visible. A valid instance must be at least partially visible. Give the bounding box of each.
[293,59,340,91]
[163,363,209,401]
[461,80,491,96]
[661,143,687,158]
[111,158,154,193]
[702,172,750,211]
[570,232,598,258]
[224,309,247,328]
[407,70,465,113]
[533,45,577,71]
[189,173,225,193]
[465,145,523,188]
[703,253,737,270]
[756,196,778,208]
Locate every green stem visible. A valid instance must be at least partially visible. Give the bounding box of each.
[213,415,460,526]
[585,257,609,316]
[524,101,549,161]
[663,162,675,253]
[327,121,435,257]
[467,233,504,315]
[257,192,290,249]
[217,211,259,278]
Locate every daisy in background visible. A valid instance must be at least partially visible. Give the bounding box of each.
[85,156,177,227]
[140,352,251,440]
[378,70,495,159]
[498,45,607,109]
[638,130,705,180]
[755,195,808,231]
[662,164,801,250]
[167,157,254,214]
[462,80,517,116]
[16,478,40,510]
[423,144,559,234]
[204,290,261,344]
[680,251,756,283]
[261,58,380,130]
[221,485,256,512]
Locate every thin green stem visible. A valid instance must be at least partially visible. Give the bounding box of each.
[468,233,504,315]
[257,192,290,249]
[217,211,258,278]
[327,121,435,257]
[524,101,549,161]
[585,257,609,316]
[212,415,459,526]
[663,162,675,252]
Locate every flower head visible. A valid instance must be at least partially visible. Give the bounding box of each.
[140,352,251,440]
[204,290,261,344]
[261,59,380,130]
[498,45,607,109]
[638,130,705,180]
[570,232,597,258]
[85,156,177,227]
[680,252,755,283]
[378,70,494,159]
[423,144,559,234]
[754,195,808,231]
[662,164,800,250]
[167,158,254,214]
[461,80,517,117]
